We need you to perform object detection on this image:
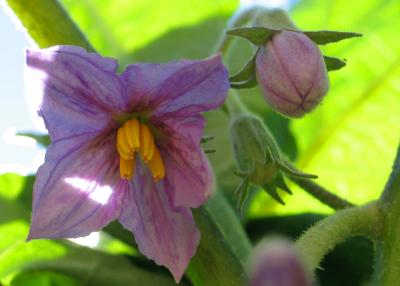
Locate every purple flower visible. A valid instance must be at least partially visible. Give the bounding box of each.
[26,46,229,282]
[256,30,329,118]
[250,238,311,286]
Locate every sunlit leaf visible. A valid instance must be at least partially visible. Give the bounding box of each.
[60,0,238,60]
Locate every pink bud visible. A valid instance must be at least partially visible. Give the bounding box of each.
[250,238,311,286]
[256,30,329,118]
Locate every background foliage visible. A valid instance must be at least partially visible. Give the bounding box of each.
[1,0,399,285]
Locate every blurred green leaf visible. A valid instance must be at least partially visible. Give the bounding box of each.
[250,0,400,216]
[60,0,238,60]
[10,271,80,286]
[4,0,92,50]
[0,222,180,286]
[16,132,50,148]
[10,271,78,286]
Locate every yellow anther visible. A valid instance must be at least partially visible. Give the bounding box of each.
[117,119,140,160]
[148,147,165,181]
[117,118,165,181]
[139,123,155,163]
[124,119,141,151]
[120,157,135,180]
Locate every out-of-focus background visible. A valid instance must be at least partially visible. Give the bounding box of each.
[0,0,399,285]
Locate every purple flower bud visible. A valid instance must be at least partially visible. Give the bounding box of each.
[256,30,329,118]
[250,238,311,286]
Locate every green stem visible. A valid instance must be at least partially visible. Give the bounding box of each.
[296,202,382,274]
[214,6,260,54]
[289,177,354,210]
[4,0,93,50]
[372,143,400,285]
[187,192,251,286]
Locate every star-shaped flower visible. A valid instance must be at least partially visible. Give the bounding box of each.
[26,46,229,282]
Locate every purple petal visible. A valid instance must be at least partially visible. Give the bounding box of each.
[118,162,200,283]
[120,54,229,118]
[158,115,215,208]
[28,133,123,239]
[26,46,125,141]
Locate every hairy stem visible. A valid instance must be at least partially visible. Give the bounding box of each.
[373,143,400,285]
[296,202,382,274]
[290,177,354,210]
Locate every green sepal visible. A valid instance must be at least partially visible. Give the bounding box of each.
[230,76,258,89]
[230,51,257,82]
[303,30,362,45]
[324,55,347,71]
[276,159,318,179]
[201,135,214,144]
[235,179,251,212]
[275,173,292,194]
[262,182,285,205]
[226,26,278,46]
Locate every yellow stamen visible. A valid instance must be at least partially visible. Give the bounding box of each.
[148,147,165,181]
[139,123,155,163]
[117,118,165,181]
[124,119,141,151]
[120,157,135,180]
[117,119,140,160]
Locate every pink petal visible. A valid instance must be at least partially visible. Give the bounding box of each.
[28,133,123,239]
[118,162,200,283]
[120,54,229,119]
[26,46,125,141]
[159,115,215,208]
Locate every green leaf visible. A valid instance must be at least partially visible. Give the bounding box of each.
[60,0,238,60]
[304,30,362,45]
[323,55,347,71]
[16,132,50,148]
[226,26,277,46]
[10,271,79,286]
[4,0,93,50]
[0,222,179,286]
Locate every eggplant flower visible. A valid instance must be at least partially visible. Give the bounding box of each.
[26,46,229,282]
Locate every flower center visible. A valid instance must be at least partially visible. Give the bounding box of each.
[116,118,165,181]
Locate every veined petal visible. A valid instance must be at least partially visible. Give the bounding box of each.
[26,46,125,141]
[28,133,123,239]
[118,162,200,283]
[160,115,215,208]
[120,54,229,118]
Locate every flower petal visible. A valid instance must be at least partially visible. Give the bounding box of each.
[159,115,215,208]
[120,54,229,118]
[118,162,200,283]
[26,46,125,141]
[28,133,123,239]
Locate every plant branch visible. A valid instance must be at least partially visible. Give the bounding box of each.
[4,0,93,50]
[289,176,354,210]
[296,202,382,274]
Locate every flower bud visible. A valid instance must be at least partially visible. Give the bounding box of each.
[230,114,280,185]
[250,238,311,286]
[256,30,329,118]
